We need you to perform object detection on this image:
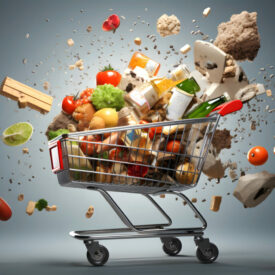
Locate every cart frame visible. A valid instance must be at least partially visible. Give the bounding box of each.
[48,100,242,266]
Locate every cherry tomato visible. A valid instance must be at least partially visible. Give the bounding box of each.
[96,67,121,87]
[0,198,12,221]
[102,14,120,32]
[74,99,82,108]
[80,88,93,99]
[166,140,181,153]
[247,146,268,166]
[80,136,99,156]
[128,162,148,177]
[62,96,77,114]
[81,98,90,104]
[139,120,149,132]
[149,127,163,140]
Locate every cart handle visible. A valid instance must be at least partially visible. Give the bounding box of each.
[211,99,243,116]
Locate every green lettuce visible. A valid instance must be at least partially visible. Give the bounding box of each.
[91,84,125,111]
[48,129,69,140]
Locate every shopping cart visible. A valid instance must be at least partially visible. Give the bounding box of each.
[48,100,242,266]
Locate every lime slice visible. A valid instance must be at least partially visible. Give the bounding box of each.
[2,122,33,146]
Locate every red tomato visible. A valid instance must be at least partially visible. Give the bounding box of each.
[80,136,99,156]
[149,127,163,140]
[62,96,77,114]
[166,140,181,153]
[74,99,82,108]
[102,14,120,32]
[80,88,93,99]
[0,198,12,221]
[109,148,129,162]
[139,120,149,132]
[128,162,149,178]
[247,146,268,166]
[96,69,121,87]
[80,98,90,104]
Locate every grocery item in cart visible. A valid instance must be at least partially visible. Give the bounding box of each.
[176,77,200,95]
[128,52,160,77]
[93,108,118,128]
[118,66,150,92]
[72,103,96,131]
[151,64,190,96]
[176,162,199,185]
[124,83,159,117]
[96,65,121,87]
[184,94,229,119]
[66,141,93,181]
[166,87,194,121]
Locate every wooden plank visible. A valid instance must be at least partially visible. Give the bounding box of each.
[3,77,53,105]
[1,85,52,113]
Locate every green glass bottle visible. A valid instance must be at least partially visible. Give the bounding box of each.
[176,77,200,95]
[184,94,228,119]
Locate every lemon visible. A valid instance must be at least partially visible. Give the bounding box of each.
[94,108,118,128]
[2,122,33,146]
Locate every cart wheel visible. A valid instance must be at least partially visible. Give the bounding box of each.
[196,242,218,263]
[162,238,182,256]
[86,245,109,266]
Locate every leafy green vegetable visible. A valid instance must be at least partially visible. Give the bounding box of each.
[48,129,69,140]
[35,199,48,211]
[91,84,125,111]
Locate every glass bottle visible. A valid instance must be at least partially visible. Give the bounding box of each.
[184,93,230,119]
[128,52,160,77]
[176,77,200,95]
[150,64,189,96]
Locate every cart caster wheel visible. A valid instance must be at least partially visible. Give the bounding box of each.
[196,242,218,264]
[86,245,109,266]
[162,237,182,256]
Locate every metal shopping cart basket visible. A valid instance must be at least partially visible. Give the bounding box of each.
[48,100,242,266]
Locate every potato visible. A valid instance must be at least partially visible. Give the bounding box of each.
[89,116,106,130]
[73,103,96,130]
[176,162,198,185]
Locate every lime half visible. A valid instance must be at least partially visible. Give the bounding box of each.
[2,122,33,146]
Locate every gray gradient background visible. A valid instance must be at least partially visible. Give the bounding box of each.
[0,0,274,274]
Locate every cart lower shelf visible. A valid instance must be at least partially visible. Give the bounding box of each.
[69,188,219,266]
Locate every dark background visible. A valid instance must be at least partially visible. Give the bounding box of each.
[0,0,274,274]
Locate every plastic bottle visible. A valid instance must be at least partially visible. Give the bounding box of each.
[124,83,159,117]
[128,52,160,77]
[150,65,189,96]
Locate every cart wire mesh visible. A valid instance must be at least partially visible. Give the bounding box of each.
[52,116,219,194]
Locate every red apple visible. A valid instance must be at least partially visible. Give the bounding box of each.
[102,14,120,32]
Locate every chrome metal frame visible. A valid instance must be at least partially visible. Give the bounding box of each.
[70,188,207,242]
[49,114,223,263]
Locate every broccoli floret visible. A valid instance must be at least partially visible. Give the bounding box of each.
[35,199,48,211]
